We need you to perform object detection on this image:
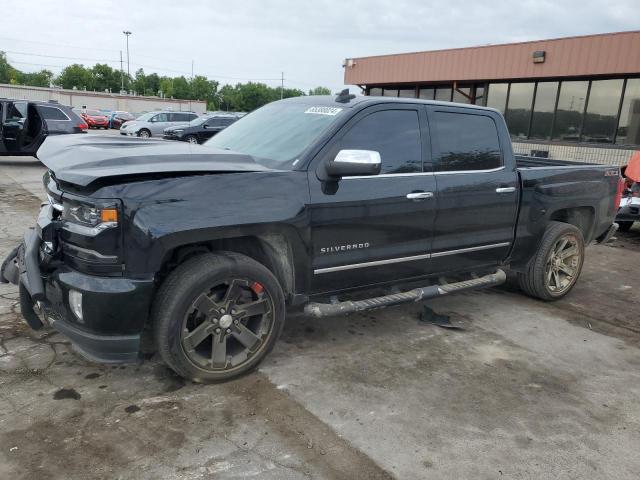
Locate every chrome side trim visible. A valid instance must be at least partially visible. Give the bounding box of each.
[314,252,433,274]
[429,242,511,258]
[313,242,510,274]
[344,166,505,180]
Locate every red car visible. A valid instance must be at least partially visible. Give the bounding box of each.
[80,109,109,129]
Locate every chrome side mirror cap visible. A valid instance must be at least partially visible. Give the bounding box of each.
[326,150,382,178]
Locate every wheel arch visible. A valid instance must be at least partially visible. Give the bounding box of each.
[157,234,297,302]
[548,206,596,242]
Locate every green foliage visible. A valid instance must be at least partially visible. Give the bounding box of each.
[0,52,331,113]
[309,86,331,96]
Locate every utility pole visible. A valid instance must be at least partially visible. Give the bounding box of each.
[119,51,124,91]
[281,72,284,100]
[123,31,132,79]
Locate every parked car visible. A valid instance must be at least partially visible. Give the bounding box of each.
[120,111,199,138]
[109,111,134,129]
[163,115,239,144]
[79,109,109,129]
[0,98,86,155]
[616,159,640,232]
[0,93,621,383]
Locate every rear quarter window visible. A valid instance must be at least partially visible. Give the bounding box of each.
[39,106,70,120]
[432,111,502,171]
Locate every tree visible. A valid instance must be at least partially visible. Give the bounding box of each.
[159,77,174,98]
[57,64,94,90]
[0,52,19,84]
[18,70,53,87]
[309,86,331,96]
[92,63,119,92]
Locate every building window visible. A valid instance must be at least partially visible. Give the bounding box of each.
[383,88,399,97]
[581,79,624,143]
[419,88,435,100]
[398,88,416,98]
[452,86,472,104]
[486,83,509,114]
[434,86,452,102]
[506,82,535,138]
[432,112,502,171]
[616,78,640,146]
[552,81,588,141]
[474,85,486,105]
[530,82,558,140]
[369,87,382,96]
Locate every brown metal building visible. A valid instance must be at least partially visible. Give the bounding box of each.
[343,30,640,164]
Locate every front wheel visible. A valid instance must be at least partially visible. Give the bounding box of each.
[138,129,151,138]
[518,221,585,301]
[185,135,198,144]
[152,252,286,383]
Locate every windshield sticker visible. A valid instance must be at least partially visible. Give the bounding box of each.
[304,106,343,116]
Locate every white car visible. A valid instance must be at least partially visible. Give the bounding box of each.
[120,111,199,138]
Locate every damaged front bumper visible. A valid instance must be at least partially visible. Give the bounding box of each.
[1,204,154,363]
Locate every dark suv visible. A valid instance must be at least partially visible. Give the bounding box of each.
[0,99,87,155]
[163,115,239,144]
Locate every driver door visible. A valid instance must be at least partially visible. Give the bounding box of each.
[307,105,437,294]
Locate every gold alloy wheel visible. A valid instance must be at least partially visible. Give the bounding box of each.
[544,234,581,294]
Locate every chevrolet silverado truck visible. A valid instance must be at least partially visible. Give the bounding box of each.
[0,92,622,382]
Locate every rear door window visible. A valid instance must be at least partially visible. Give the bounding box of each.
[431,111,502,171]
[338,109,422,174]
[39,106,70,120]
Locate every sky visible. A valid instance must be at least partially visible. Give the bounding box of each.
[1,0,637,94]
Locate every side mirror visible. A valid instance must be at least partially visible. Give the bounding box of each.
[326,150,382,178]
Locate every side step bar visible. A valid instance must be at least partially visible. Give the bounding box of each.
[303,269,506,318]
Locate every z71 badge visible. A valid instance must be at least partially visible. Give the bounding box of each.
[320,243,370,254]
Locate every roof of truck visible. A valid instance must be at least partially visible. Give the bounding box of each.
[281,94,498,113]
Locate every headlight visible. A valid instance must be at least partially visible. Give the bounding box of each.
[173,129,183,134]
[62,198,120,235]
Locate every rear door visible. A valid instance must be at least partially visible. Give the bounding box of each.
[307,104,437,293]
[426,105,519,273]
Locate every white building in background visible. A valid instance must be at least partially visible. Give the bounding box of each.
[0,83,206,115]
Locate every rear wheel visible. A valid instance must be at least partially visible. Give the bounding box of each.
[518,221,585,301]
[617,221,634,232]
[152,252,286,383]
[138,129,151,138]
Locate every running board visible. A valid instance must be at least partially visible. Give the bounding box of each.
[303,269,506,318]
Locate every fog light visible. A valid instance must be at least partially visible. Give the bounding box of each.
[68,290,83,322]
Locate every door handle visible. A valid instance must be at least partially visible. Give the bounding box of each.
[406,192,434,200]
[496,187,516,194]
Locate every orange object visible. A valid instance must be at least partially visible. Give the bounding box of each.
[100,208,118,223]
[625,151,640,183]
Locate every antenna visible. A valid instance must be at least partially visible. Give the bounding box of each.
[335,88,356,103]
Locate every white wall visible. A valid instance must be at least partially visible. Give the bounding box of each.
[0,84,206,115]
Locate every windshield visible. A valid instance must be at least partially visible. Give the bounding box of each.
[86,110,102,116]
[204,102,345,168]
[136,112,155,122]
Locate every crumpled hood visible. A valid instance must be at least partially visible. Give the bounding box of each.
[37,134,273,187]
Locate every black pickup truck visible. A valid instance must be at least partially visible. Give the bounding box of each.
[0,93,621,382]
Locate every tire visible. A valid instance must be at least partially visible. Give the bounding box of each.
[617,221,634,232]
[152,252,286,383]
[138,129,151,138]
[517,221,585,301]
[185,135,198,144]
